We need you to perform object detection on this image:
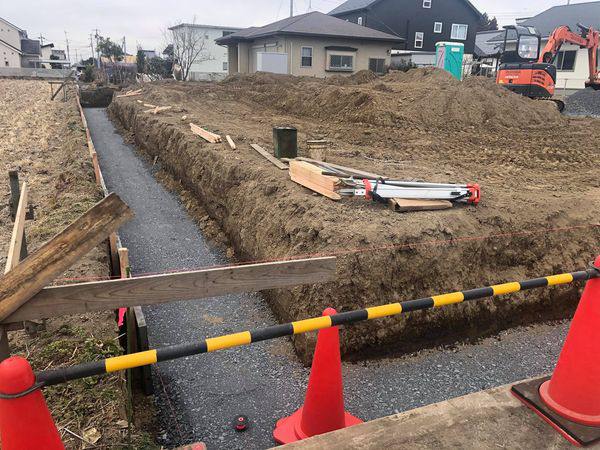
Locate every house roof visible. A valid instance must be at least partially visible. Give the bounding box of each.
[518,1,600,37]
[474,30,504,57]
[0,16,24,33]
[169,23,243,31]
[328,0,482,18]
[0,38,22,54]
[216,11,404,45]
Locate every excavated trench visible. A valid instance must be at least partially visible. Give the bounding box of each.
[108,96,600,364]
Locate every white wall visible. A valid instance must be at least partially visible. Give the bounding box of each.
[0,41,20,67]
[0,20,21,50]
[176,26,238,80]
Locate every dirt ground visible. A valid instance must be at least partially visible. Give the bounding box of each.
[0,80,153,449]
[109,69,600,363]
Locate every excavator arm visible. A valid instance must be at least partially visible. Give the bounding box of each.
[539,24,600,89]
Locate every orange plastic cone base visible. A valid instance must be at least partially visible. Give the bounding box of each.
[539,255,600,426]
[0,357,64,450]
[273,308,363,445]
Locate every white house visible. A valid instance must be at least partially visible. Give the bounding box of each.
[488,2,600,90]
[0,16,45,68]
[169,23,242,81]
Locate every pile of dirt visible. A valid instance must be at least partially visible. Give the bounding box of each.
[109,78,600,362]
[219,68,564,131]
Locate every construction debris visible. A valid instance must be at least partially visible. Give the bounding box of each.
[287,158,479,208]
[389,198,453,213]
[226,135,237,150]
[190,123,222,143]
[250,144,288,170]
[144,106,172,115]
[116,89,142,98]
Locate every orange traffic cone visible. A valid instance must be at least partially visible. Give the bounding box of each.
[273,308,362,444]
[0,356,64,449]
[538,257,600,426]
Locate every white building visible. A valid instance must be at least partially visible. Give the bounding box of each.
[169,23,242,81]
[487,2,600,90]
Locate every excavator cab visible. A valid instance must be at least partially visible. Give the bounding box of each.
[497,25,559,107]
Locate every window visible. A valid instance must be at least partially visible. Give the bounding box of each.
[328,54,353,71]
[423,0,431,8]
[517,35,539,60]
[414,32,424,49]
[434,22,443,33]
[358,16,363,25]
[223,61,228,71]
[301,47,313,67]
[556,50,577,71]
[369,58,386,74]
[451,24,468,40]
[4,61,8,67]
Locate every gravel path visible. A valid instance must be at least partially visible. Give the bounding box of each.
[85,107,570,450]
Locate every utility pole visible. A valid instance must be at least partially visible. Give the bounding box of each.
[93,29,101,68]
[64,31,71,64]
[90,33,95,64]
[38,34,45,45]
[122,36,127,56]
[290,0,293,17]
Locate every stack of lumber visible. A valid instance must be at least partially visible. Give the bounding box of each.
[116,89,143,98]
[190,123,222,143]
[288,160,342,201]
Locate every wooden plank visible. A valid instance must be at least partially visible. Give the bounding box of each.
[289,161,340,192]
[0,193,133,322]
[4,257,337,323]
[4,183,28,275]
[296,157,388,180]
[144,106,172,114]
[116,89,142,98]
[389,198,453,213]
[108,233,120,275]
[118,248,129,278]
[91,152,101,185]
[0,326,9,362]
[50,70,75,101]
[225,135,236,150]
[250,144,288,170]
[189,123,222,143]
[289,173,342,201]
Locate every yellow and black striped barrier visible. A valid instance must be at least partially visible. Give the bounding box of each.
[35,265,598,387]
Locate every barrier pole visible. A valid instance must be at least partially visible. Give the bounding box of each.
[36,264,598,387]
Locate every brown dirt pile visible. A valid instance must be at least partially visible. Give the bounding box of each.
[219,68,563,131]
[109,76,600,363]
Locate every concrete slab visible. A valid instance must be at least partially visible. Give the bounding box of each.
[276,381,595,449]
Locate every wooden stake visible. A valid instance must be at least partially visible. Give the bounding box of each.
[250,144,288,170]
[5,183,28,275]
[0,193,133,322]
[225,135,236,150]
[189,123,222,143]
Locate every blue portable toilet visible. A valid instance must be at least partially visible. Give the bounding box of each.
[435,42,465,80]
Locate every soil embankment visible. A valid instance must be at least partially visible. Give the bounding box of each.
[108,69,600,362]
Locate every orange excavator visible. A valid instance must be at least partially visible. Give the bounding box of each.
[496,23,600,111]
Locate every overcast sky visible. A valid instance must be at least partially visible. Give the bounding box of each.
[2,0,587,61]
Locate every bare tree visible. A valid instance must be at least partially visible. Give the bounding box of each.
[164,18,214,81]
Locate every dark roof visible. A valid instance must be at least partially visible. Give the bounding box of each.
[216,11,404,45]
[168,23,243,31]
[474,30,504,57]
[328,0,482,18]
[520,1,600,37]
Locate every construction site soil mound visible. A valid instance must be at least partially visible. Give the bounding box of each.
[108,75,600,363]
[219,68,563,131]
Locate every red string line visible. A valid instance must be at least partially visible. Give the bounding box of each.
[53,223,600,284]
